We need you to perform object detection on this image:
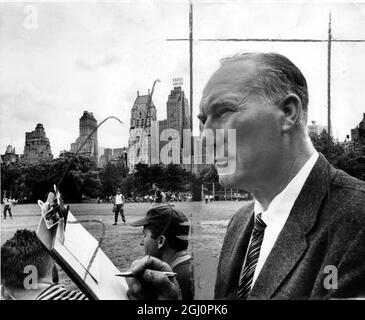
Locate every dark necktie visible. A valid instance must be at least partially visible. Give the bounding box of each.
[237,213,267,299]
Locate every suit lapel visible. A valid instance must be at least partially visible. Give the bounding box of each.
[220,205,255,298]
[249,153,335,299]
[248,211,307,299]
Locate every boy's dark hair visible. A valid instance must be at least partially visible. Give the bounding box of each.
[1,229,53,288]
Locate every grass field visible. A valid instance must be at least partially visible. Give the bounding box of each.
[1,201,249,299]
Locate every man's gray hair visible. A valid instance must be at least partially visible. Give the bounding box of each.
[221,52,309,124]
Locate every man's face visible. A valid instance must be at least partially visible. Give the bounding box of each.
[140,226,160,258]
[198,59,284,191]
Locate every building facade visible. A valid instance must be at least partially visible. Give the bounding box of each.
[70,111,98,163]
[350,113,365,156]
[128,91,157,170]
[99,147,128,168]
[166,86,190,138]
[340,140,355,156]
[158,84,191,166]
[21,123,53,163]
[109,147,128,167]
[1,145,19,164]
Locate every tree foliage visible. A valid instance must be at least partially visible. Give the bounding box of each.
[99,162,128,197]
[198,164,219,184]
[132,163,194,196]
[310,129,365,180]
[1,152,101,202]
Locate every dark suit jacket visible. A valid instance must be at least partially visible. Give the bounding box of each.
[215,153,365,299]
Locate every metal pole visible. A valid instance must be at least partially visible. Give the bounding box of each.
[189,4,196,295]
[189,1,193,173]
[327,12,332,152]
[212,182,215,200]
[189,1,193,134]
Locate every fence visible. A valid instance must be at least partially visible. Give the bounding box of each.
[201,182,252,201]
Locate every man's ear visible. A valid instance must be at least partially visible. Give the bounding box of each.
[157,235,166,249]
[279,94,302,133]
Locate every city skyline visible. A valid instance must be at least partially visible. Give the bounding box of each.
[1,2,365,157]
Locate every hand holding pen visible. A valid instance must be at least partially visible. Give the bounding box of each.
[125,255,181,300]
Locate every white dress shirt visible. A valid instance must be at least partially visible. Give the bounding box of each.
[248,151,319,287]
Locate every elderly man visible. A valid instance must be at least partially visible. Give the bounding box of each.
[127,52,365,300]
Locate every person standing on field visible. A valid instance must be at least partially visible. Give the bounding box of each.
[113,188,126,226]
[3,197,12,219]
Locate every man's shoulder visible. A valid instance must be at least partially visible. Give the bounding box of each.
[328,168,365,212]
[304,164,365,247]
[332,168,365,194]
[324,168,365,227]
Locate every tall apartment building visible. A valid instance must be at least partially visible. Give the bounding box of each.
[21,123,53,163]
[70,111,98,163]
[159,84,190,166]
[128,91,157,170]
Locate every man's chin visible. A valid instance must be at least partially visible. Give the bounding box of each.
[218,174,237,189]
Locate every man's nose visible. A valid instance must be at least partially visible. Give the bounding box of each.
[139,239,144,246]
[202,120,224,140]
[202,116,223,132]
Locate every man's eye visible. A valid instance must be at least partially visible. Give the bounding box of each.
[217,109,232,118]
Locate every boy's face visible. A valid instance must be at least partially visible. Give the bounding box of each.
[140,226,161,259]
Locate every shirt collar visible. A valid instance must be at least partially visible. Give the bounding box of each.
[254,151,319,226]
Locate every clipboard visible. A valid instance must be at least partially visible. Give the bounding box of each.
[36,186,129,300]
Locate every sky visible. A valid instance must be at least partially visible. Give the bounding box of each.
[1,0,365,158]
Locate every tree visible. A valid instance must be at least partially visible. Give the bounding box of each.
[310,129,365,181]
[133,163,153,195]
[120,174,135,197]
[132,163,195,195]
[1,152,101,202]
[52,152,100,201]
[99,163,124,197]
[163,164,186,192]
[198,164,219,184]
[83,171,102,198]
[309,129,344,165]
[336,155,365,180]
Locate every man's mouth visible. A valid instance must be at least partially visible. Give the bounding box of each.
[215,159,228,168]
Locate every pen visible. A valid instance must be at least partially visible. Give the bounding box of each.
[116,271,177,278]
